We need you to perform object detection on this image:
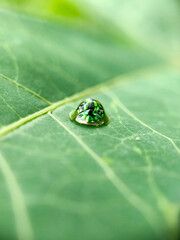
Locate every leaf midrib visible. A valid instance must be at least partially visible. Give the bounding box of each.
[0,64,167,138]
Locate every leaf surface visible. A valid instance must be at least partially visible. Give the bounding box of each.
[0,7,180,240]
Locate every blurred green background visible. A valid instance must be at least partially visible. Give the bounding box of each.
[1,0,180,61]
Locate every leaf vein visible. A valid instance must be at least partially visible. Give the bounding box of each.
[48,111,160,235]
[107,93,180,155]
[0,152,34,240]
[0,73,52,105]
[0,64,166,138]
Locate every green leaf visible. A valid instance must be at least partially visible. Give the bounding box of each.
[0,9,160,129]
[0,7,180,240]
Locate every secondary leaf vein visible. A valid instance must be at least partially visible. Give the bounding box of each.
[0,64,166,138]
[48,111,160,235]
[0,73,52,105]
[0,152,34,240]
[107,93,180,155]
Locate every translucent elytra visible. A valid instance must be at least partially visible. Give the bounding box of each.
[69,98,110,126]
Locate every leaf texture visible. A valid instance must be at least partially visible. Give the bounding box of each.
[0,7,180,240]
